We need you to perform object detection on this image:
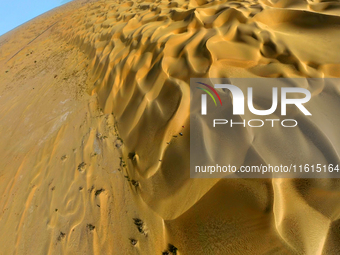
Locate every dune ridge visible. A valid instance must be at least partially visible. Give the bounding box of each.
[0,0,340,254]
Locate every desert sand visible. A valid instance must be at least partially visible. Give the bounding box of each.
[0,0,340,254]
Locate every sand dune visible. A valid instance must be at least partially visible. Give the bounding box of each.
[0,0,340,254]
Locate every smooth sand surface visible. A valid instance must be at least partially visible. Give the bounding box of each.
[0,0,340,254]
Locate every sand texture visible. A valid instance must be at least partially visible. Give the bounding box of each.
[1,0,340,254]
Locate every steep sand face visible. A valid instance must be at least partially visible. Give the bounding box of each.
[1,0,340,254]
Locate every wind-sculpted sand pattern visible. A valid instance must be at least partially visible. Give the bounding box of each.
[0,0,340,254]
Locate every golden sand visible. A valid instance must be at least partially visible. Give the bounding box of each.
[0,0,340,254]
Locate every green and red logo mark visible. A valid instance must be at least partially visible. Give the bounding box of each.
[196,82,222,107]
